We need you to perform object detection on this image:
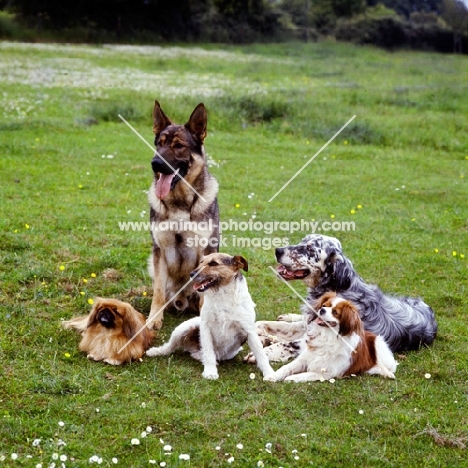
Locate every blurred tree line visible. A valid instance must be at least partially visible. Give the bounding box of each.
[1,0,467,51]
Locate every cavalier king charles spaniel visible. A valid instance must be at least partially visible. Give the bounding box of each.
[264,293,397,382]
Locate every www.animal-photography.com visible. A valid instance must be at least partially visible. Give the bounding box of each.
[1,2,468,466]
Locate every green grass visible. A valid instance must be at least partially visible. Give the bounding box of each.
[0,40,467,467]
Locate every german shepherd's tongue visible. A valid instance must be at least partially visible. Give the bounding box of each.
[156,173,176,199]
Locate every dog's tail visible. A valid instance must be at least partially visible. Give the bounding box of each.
[62,316,89,333]
[146,343,174,357]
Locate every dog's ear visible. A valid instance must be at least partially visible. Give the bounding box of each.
[153,100,172,136]
[185,103,207,143]
[121,305,140,340]
[232,255,248,272]
[338,301,361,336]
[314,292,336,310]
[326,248,343,265]
[87,297,104,326]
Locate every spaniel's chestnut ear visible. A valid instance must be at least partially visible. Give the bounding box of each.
[338,301,361,336]
[232,255,248,272]
[314,292,336,310]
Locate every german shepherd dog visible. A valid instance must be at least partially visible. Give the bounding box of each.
[147,101,219,330]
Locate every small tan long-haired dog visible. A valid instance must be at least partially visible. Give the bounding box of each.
[62,298,154,365]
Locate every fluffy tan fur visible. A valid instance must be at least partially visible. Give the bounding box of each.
[62,298,154,365]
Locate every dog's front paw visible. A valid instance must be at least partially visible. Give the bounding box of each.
[243,352,257,364]
[202,372,219,380]
[104,358,123,366]
[202,367,219,380]
[147,318,163,330]
[277,313,302,322]
[260,336,272,347]
[263,373,280,382]
[284,375,297,382]
[145,347,162,357]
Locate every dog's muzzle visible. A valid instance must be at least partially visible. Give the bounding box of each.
[151,154,174,175]
[173,297,188,311]
[97,309,115,329]
[275,247,285,261]
[152,153,183,200]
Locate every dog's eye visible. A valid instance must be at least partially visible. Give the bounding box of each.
[208,261,218,266]
[173,142,184,149]
[332,309,338,317]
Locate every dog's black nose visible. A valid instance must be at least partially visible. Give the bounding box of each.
[275,247,284,260]
[189,270,197,278]
[319,308,326,315]
[97,309,115,328]
[151,154,174,175]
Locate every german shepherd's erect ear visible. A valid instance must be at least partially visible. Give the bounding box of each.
[152,100,173,136]
[185,103,207,144]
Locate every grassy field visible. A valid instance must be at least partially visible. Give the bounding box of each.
[0,40,467,467]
